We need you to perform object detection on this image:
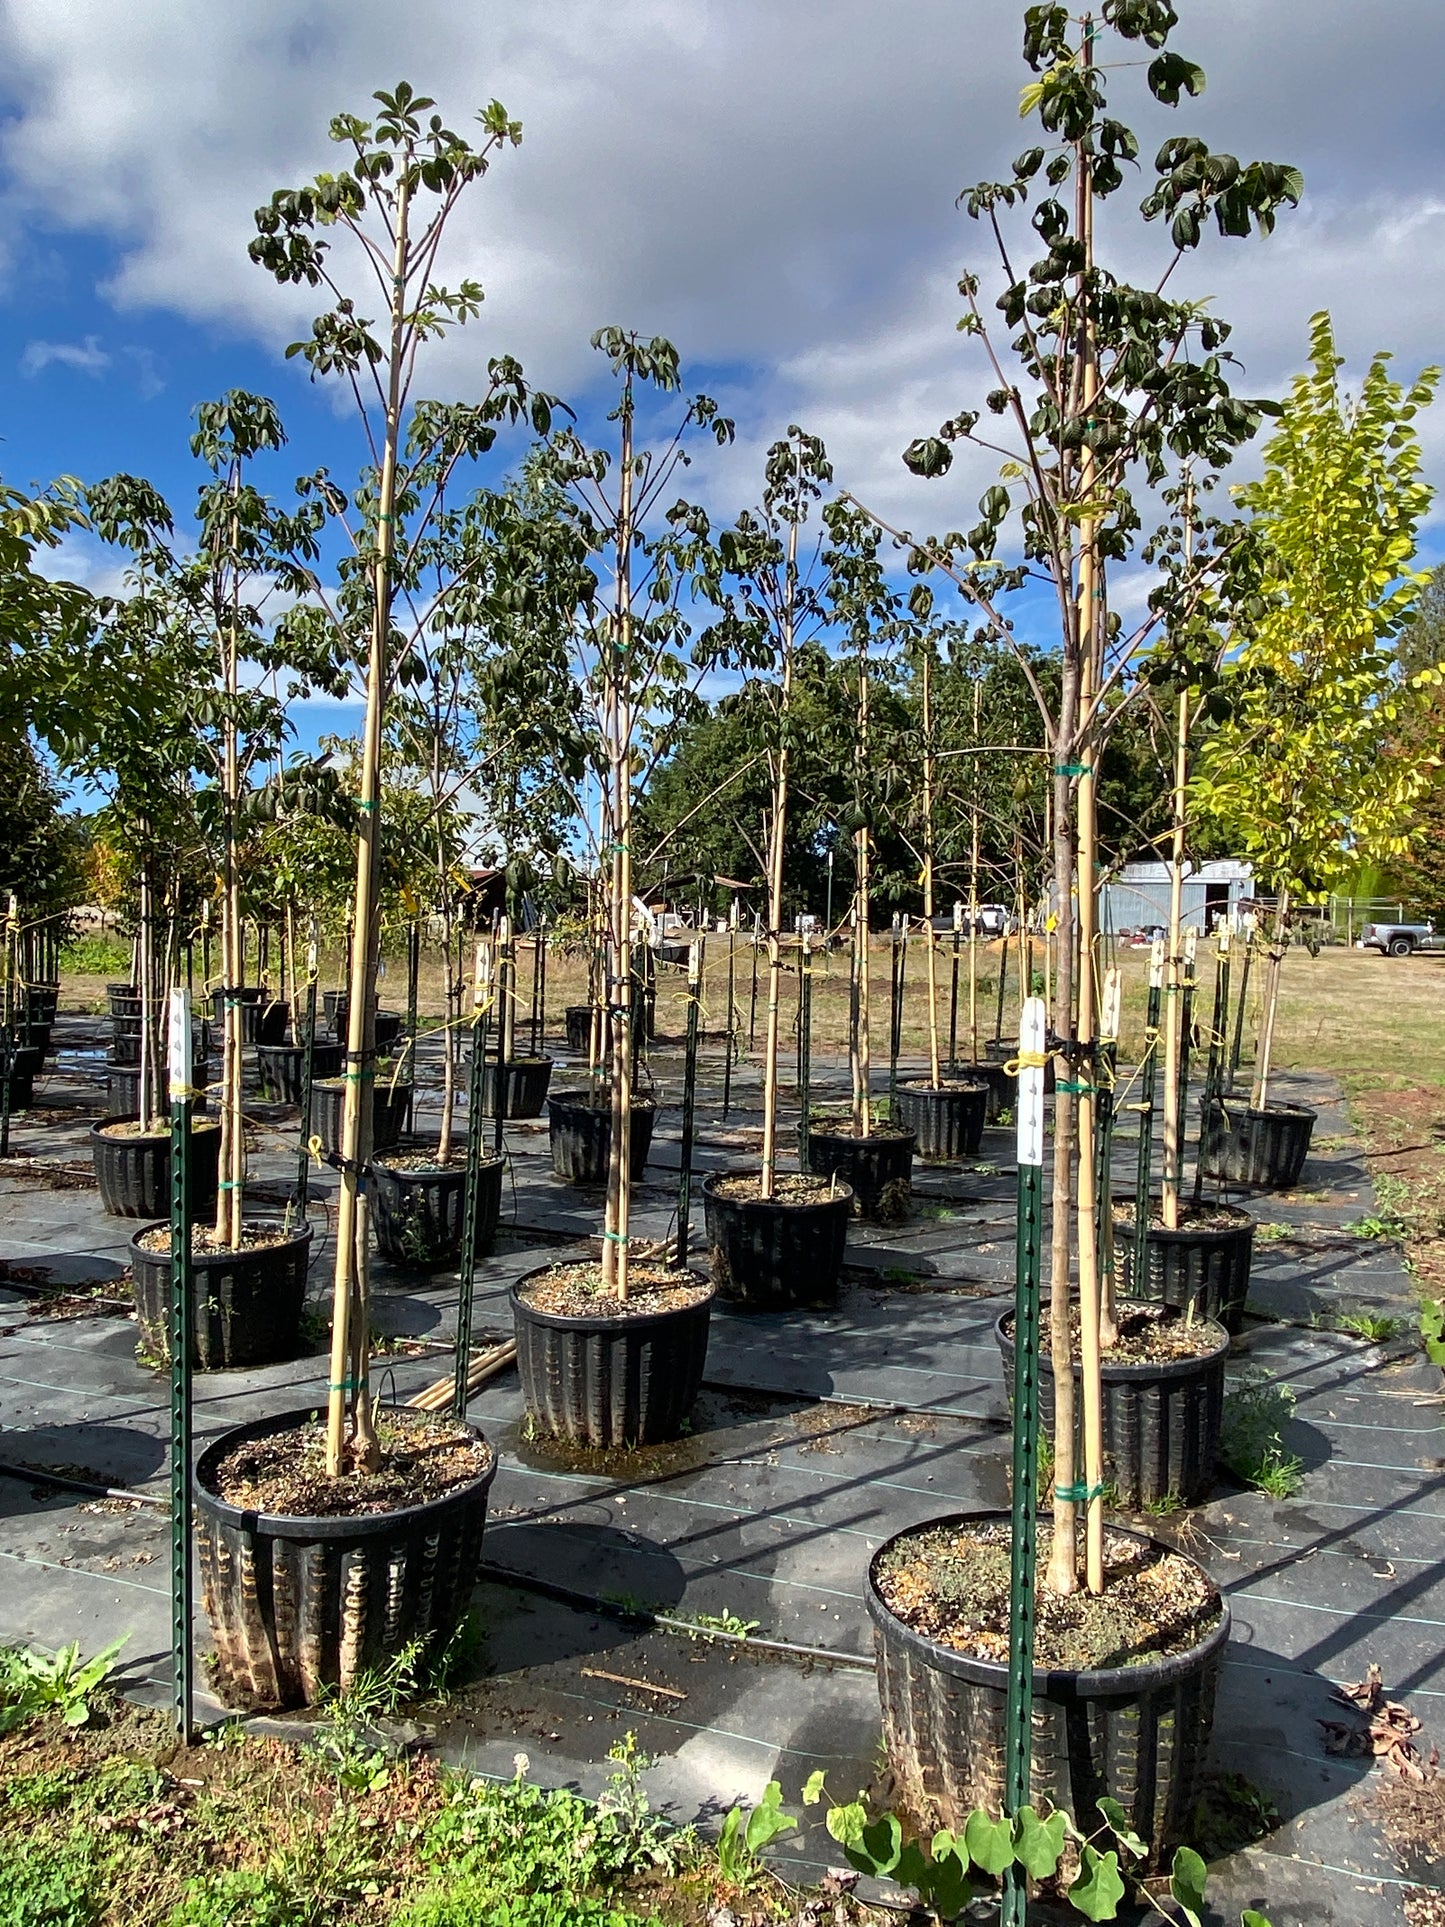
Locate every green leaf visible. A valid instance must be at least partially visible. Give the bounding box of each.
[1241,1912,1274,1927]
[963,1808,1016,1876]
[924,1845,973,1920]
[1095,1796,1147,1861]
[744,1780,797,1856]
[1013,1805,1067,1879]
[801,1769,826,1806]
[1170,1845,1208,1926]
[1068,1845,1126,1921]
[825,1801,866,1852]
[855,1811,903,1877]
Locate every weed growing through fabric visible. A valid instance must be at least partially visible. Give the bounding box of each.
[1331,1310,1405,1343]
[1221,1373,1304,1499]
[1347,1212,1411,1241]
[1144,1490,1186,1516]
[1421,1298,1445,1366]
[0,1636,127,1733]
[673,1608,760,1642]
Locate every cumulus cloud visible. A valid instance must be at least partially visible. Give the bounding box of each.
[0,0,1441,535]
[20,333,110,376]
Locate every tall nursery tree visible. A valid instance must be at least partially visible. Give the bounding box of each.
[1193,312,1441,1105]
[251,82,552,1473]
[867,0,1300,1594]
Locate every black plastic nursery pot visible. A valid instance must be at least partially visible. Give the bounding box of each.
[108,1015,142,1065]
[547,1092,656,1187]
[806,1123,915,1221]
[996,1308,1228,1509]
[510,1261,715,1449]
[105,1061,211,1120]
[893,1079,989,1162]
[255,1040,344,1105]
[564,1004,594,1052]
[1199,1095,1317,1191]
[477,1055,554,1120]
[129,1219,312,1371]
[312,1077,412,1157]
[19,1021,52,1060]
[866,1510,1229,1868]
[210,985,267,1044]
[1,1044,43,1111]
[23,984,59,1029]
[1112,1198,1255,1336]
[367,1146,503,1269]
[193,1404,497,1709]
[90,1114,221,1220]
[331,998,402,1052]
[964,1058,1016,1123]
[701,1169,852,1311]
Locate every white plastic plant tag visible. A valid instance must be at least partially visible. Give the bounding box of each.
[1017,996,1046,1169]
[688,941,702,987]
[167,988,192,1104]
[1101,968,1122,1044]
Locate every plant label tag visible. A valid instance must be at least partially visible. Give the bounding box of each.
[1018,996,1046,1168]
[167,988,192,1103]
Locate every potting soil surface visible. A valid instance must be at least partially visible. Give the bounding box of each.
[516,1263,712,1319]
[208,1409,494,1517]
[1,1012,1442,1924]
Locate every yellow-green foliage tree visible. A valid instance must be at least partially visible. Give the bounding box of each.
[1194,312,1441,1103]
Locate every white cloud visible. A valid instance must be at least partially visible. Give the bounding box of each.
[20,333,110,376]
[0,0,1441,542]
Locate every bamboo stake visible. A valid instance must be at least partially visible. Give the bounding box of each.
[1096,967,1122,1340]
[413,1340,516,1413]
[852,629,873,1135]
[968,674,982,1066]
[325,172,412,1479]
[602,380,636,1299]
[1160,684,1190,1233]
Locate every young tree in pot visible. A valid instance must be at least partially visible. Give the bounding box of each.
[891,600,991,1163]
[854,1,1300,1851]
[188,85,552,1708]
[1194,313,1441,1188]
[512,331,727,1446]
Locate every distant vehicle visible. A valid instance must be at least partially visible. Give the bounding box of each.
[1358,919,1445,957]
[931,904,1013,938]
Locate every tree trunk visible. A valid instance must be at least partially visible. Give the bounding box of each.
[602,391,636,1299]
[759,517,798,1200]
[1252,887,1290,1109]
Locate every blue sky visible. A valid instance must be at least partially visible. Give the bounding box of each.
[4,0,1444,781]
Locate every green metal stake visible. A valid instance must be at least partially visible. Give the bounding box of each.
[995,930,1010,1048]
[796,934,813,1171]
[1133,937,1165,1296]
[675,940,702,1269]
[493,921,509,1158]
[1094,969,1121,1294]
[295,933,319,1218]
[1001,994,1047,1927]
[456,947,493,1418]
[167,988,194,1745]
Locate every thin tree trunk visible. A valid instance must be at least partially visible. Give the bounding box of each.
[922,647,941,1088]
[759,517,798,1200]
[1253,887,1290,1109]
[602,392,636,1298]
[1160,688,1190,1231]
[325,174,412,1478]
[851,636,872,1135]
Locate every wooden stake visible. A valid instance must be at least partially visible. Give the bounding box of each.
[921,644,942,1088]
[759,513,798,1202]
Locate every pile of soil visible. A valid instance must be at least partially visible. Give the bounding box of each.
[517,1261,711,1322]
[875,1518,1222,1671]
[1112,1199,1252,1233]
[135,1222,297,1257]
[1004,1301,1224,1366]
[711,1171,845,1205]
[207,1408,493,1519]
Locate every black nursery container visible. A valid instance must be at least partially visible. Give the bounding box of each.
[867,1511,1229,1868]
[194,1405,497,1709]
[547,1092,656,1186]
[806,1124,915,1221]
[368,1147,503,1269]
[1199,1096,1317,1190]
[106,1061,211,1120]
[996,1309,1228,1508]
[894,1080,989,1162]
[565,1005,595,1052]
[90,1115,221,1220]
[1112,1199,1255,1336]
[23,983,59,1029]
[331,998,401,1052]
[1,1044,43,1111]
[130,1220,312,1370]
[510,1261,715,1449]
[210,985,267,1044]
[477,1055,554,1120]
[312,1077,412,1156]
[701,1169,852,1311]
[256,1040,344,1104]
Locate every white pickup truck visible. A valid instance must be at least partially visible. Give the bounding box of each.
[1358,919,1445,957]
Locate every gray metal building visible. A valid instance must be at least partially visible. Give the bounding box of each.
[1099,858,1255,935]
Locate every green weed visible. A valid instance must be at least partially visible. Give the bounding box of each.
[59,933,132,977]
[1422,1297,1445,1366]
[0,1829,103,1927]
[0,1636,127,1735]
[1330,1310,1404,1343]
[1221,1373,1304,1499]
[671,1608,760,1642]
